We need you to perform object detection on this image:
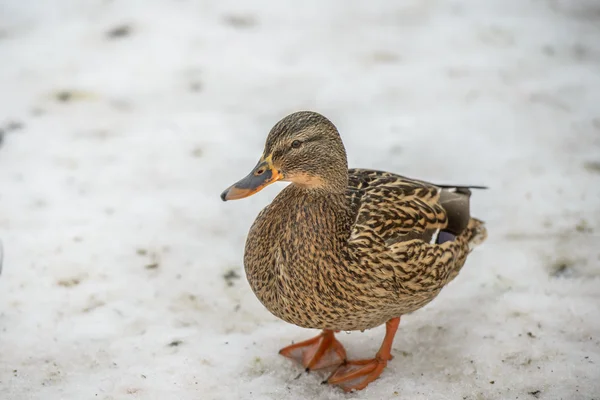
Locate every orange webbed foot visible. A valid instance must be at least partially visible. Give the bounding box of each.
[326,357,389,392]
[327,317,401,392]
[279,330,347,371]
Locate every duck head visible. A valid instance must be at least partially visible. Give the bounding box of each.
[221,111,348,201]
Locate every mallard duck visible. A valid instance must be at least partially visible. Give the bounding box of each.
[220,111,487,392]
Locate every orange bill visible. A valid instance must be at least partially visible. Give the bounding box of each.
[220,155,283,201]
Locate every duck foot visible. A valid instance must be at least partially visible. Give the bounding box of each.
[326,317,401,392]
[279,330,347,371]
[326,357,389,391]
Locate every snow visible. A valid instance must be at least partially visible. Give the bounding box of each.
[1,0,599,399]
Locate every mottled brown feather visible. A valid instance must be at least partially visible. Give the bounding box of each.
[244,167,487,331]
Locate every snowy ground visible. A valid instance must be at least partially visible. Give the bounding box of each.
[1,0,599,399]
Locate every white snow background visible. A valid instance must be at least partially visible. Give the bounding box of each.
[1,0,599,399]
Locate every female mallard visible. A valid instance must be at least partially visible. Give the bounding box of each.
[221,111,487,391]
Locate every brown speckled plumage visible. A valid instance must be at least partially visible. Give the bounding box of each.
[221,111,487,390]
[245,170,486,331]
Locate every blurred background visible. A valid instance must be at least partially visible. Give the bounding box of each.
[0,0,599,399]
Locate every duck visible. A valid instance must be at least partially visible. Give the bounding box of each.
[220,111,487,392]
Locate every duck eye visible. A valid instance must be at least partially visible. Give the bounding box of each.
[291,140,302,149]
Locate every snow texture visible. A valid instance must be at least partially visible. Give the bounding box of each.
[1,0,599,399]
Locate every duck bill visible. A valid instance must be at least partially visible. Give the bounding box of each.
[220,156,283,201]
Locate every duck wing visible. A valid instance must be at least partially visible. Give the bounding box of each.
[347,169,482,246]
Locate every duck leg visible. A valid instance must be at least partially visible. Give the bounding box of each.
[327,317,400,392]
[279,330,347,371]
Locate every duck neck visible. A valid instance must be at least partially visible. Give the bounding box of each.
[278,183,351,244]
[286,179,348,202]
